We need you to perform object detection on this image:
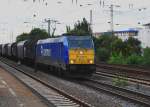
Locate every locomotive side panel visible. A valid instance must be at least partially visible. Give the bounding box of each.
[36,37,68,70]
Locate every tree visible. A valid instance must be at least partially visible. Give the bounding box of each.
[125,37,142,56]
[143,47,150,66]
[16,28,49,42]
[97,48,110,62]
[16,33,29,42]
[65,18,92,36]
[93,34,115,62]
[66,26,71,33]
[95,34,118,52]
[29,28,48,40]
[111,38,128,56]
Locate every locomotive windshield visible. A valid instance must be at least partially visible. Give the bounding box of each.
[68,38,93,49]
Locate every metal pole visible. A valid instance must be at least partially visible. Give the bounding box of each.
[45,19,51,37]
[110,5,114,36]
[90,10,93,36]
[45,18,59,37]
[48,19,51,37]
[110,4,120,36]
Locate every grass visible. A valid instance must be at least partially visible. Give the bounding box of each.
[112,75,128,87]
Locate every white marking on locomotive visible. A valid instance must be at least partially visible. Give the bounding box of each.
[40,45,51,56]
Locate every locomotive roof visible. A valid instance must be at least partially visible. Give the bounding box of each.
[37,35,91,44]
[66,35,91,40]
[37,36,66,44]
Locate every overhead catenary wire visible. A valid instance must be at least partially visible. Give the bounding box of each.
[4,0,150,37]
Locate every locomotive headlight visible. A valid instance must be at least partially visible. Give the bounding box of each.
[89,60,93,64]
[70,60,74,64]
[79,51,83,55]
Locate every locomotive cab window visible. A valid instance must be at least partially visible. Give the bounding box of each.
[68,38,93,49]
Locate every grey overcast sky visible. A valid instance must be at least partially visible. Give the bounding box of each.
[0,0,150,43]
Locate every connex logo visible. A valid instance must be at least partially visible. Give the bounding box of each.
[40,46,51,56]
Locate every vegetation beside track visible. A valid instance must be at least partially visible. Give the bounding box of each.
[94,34,150,66]
[112,76,128,87]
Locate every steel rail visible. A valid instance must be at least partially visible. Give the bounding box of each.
[96,63,150,76]
[95,71,150,86]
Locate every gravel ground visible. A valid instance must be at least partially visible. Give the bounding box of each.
[1,58,145,107]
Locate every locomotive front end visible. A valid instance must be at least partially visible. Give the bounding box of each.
[69,49,94,64]
[67,36,96,76]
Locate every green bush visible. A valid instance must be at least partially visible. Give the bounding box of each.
[125,37,142,56]
[126,54,143,65]
[143,48,150,66]
[112,76,128,87]
[96,48,110,62]
[108,53,127,64]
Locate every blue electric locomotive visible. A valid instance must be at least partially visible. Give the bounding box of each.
[36,35,95,77]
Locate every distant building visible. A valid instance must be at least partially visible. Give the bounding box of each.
[93,29,138,40]
[138,23,150,48]
[114,29,138,41]
[93,26,150,48]
[93,32,103,38]
[93,32,110,38]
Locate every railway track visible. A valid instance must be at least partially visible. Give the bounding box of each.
[0,58,92,107]
[96,63,150,76]
[96,63,150,84]
[92,63,150,106]
[80,78,150,107]
[95,71,150,86]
